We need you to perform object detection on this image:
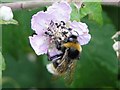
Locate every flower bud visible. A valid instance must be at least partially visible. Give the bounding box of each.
[0,6,13,21]
[113,41,120,52]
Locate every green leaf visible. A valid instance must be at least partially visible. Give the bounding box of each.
[80,2,103,25]
[0,19,18,25]
[70,3,80,22]
[0,52,6,71]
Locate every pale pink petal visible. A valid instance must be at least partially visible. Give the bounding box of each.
[70,21,89,35]
[70,21,91,45]
[78,33,91,45]
[48,46,62,57]
[47,1,72,22]
[31,11,52,35]
[29,35,50,55]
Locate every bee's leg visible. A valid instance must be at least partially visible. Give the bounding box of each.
[47,50,51,61]
[55,40,61,50]
[47,50,61,61]
[77,53,81,60]
[51,53,64,68]
[78,57,80,60]
[50,53,63,62]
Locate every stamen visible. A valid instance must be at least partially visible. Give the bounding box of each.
[62,31,68,35]
[55,23,58,26]
[61,26,65,29]
[45,31,53,37]
[50,20,54,26]
[68,28,72,31]
[60,21,65,25]
[45,31,48,34]
[46,20,75,43]
[47,27,51,31]
[57,24,61,28]
[59,37,62,40]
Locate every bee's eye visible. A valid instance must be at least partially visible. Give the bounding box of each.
[68,37,73,42]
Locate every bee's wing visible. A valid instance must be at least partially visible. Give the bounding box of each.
[50,60,77,84]
[56,49,69,74]
[64,60,77,84]
[56,48,77,84]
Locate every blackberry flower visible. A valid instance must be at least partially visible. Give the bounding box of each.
[29,1,91,56]
[0,6,13,21]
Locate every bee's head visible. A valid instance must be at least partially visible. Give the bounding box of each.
[67,35,78,43]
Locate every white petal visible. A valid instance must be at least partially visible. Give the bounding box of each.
[113,41,120,51]
[0,6,13,21]
[31,11,52,35]
[47,1,72,22]
[48,46,62,57]
[29,35,50,55]
[70,21,89,35]
[78,33,91,45]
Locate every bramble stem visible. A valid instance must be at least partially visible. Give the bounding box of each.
[0,0,119,10]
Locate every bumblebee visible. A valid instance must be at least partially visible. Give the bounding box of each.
[46,34,82,81]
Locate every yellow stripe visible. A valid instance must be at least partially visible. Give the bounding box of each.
[63,42,82,52]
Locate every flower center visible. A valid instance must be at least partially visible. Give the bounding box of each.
[45,20,72,42]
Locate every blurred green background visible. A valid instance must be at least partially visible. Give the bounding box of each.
[2,4,119,89]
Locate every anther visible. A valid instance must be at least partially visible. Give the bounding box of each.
[62,31,68,35]
[59,37,62,40]
[55,23,58,26]
[47,28,51,31]
[45,31,53,37]
[50,20,54,26]
[68,28,72,31]
[45,31,48,35]
[61,21,65,25]
[57,24,61,28]
[61,26,65,29]
[55,23,61,28]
